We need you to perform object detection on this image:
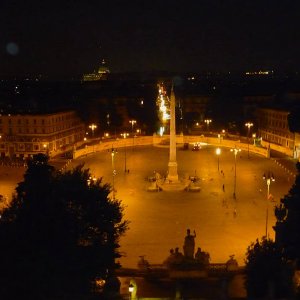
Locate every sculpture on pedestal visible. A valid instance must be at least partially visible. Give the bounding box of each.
[183,229,196,259]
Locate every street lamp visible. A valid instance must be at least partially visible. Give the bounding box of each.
[263,172,275,237]
[245,122,253,158]
[129,120,137,136]
[128,279,137,299]
[230,147,241,199]
[110,147,117,200]
[110,146,117,199]
[89,124,97,137]
[129,283,134,293]
[43,143,47,152]
[204,119,212,132]
[216,148,221,172]
[129,120,137,148]
[252,133,256,145]
[121,132,129,172]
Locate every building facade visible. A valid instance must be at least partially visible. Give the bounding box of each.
[0,111,85,159]
[256,107,295,151]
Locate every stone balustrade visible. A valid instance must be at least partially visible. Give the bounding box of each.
[73,134,269,159]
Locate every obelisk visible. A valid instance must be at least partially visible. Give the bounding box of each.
[167,85,179,182]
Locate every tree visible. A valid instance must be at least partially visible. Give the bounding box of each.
[245,163,300,298]
[245,237,294,299]
[0,154,128,299]
[274,162,300,262]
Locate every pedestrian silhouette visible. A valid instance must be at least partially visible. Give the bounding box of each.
[222,184,225,192]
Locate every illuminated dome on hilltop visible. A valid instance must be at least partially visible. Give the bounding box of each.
[97,59,110,74]
[83,59,110,81]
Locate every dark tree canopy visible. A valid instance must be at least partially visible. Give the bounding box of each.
[274,162,300,262]
[0,154,128,299]
[246,162,300,299]
[245,237,294,299]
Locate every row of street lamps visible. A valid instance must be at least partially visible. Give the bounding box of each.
[88,120,138,138]
[89,120,256,147]
[200,119,255,142]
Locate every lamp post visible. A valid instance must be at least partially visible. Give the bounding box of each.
[230,147,241,198]
[129,283,134,299]
[129,120,137,148]
[216,148,221,172]
[252,133,256,145]
[263,172,275,237]
[129,120,136,136]
[128,279,137,299]
[121,132,129,172]
[204,119,212,133]
[89,123,97,137]
[245,122,253,158]
[111,147,117,200]
[43,143,49,156]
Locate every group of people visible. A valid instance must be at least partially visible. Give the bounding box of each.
[163,229,210,268]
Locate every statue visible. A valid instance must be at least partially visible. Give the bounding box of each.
[195,247,210,266]
[183,229,196,259]
[137,255,150,270]
[163,248,175,267]
[163,247,184,268]
[173,247,184,265]
[162,230,212,276]
[226,255,238,271]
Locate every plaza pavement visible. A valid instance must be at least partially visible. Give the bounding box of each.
[71,144,294,269]
[0,144,295,269]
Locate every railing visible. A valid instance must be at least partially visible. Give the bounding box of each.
[116,263,244,279]
[73,134,269,159]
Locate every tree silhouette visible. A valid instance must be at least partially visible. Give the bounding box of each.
[0,154,128,299]
[245,237,294,299]
[245,162,300,298]
[274,162,300,262]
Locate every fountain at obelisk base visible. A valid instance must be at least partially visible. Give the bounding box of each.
[157,85,189,191]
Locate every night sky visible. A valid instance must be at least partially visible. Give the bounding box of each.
[1,0,300,79]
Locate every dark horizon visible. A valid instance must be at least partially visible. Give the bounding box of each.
[1,1,300,79]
